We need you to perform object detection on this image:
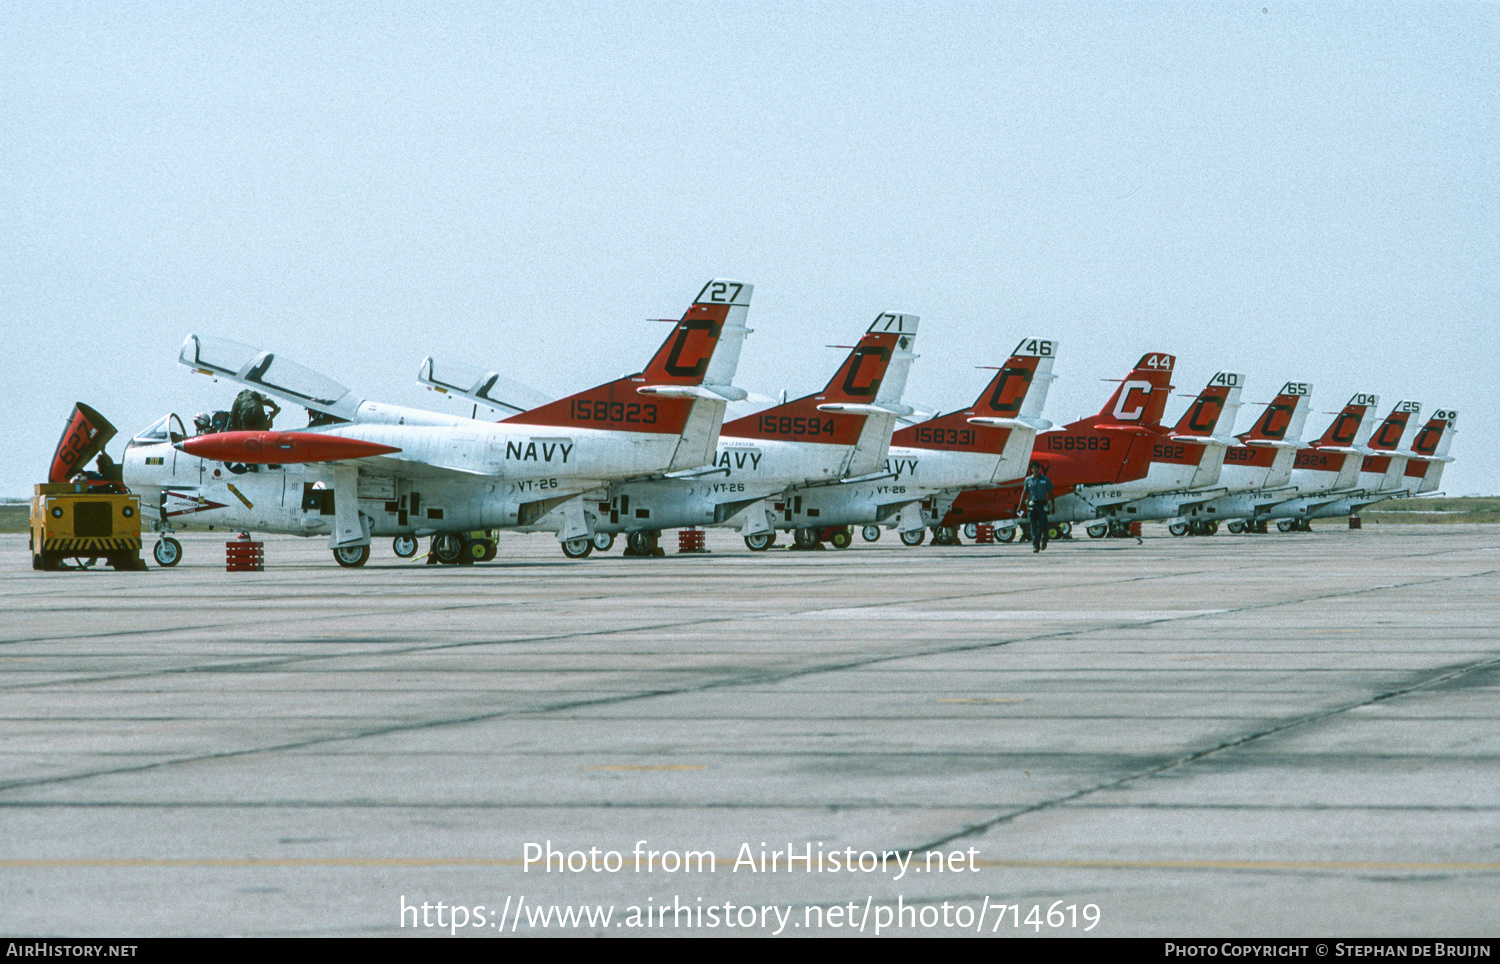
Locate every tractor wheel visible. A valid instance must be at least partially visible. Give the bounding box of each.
[828,528,853,549]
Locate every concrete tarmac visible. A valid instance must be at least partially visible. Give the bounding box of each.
[1,524,1496,937]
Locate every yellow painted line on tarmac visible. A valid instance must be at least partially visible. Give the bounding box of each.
[3,856,1496,872]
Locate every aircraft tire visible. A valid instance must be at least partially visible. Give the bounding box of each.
[561,537,593,559]
[1060,521,1072,537]
[478,540,498,562]
[592,532,616,552]
[333,544,371,568]
[1227,521,1246,534]
[626,531,660,556]
[1046,524,1063,542]
[432,533,465,564]
[392,536,419,558]
[1087,523,1108,539]
[963,523,978,540]
[153,537,183,568]
[899,528,926,547]
[1277,520,1295,533]
[998,526,1018,543]
[744,532,775,552]
[467,539,491,562]
[861,525,882,543]
[829,528,853,549]
[932,525,959,546]
[793,527,821,549]
[1205,521,1219,535]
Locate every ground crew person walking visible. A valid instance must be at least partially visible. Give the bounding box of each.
[1020,460,1054,553]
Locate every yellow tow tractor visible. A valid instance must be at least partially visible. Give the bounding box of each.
[31,403,148,572]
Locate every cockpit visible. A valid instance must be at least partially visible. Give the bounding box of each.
[128,414,186,448]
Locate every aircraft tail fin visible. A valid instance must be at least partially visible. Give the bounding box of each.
[1093,352,1176,427]
[504,280,753,464]
[1409,409,1458,461]
[1367,401,1422,452]
[725,314,916,457]
[1241,381,1313,445]
[1171,371,1245,442]
[1311,392,1379,449]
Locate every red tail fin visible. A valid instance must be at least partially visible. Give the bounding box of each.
[893,337,1056,452]
[1092,353,1175,427]
[504,281,748,434]
[725,313,912,444]
[1367,401,1421,451]
[1311,392,1379,448]
[1240,381,1312,443]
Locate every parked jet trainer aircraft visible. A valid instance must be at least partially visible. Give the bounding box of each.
[120,280,754,566]
[1219,391,1383,532]
[1055,370,1247,537]
[1391,409,1458,498]
[452,312,921,556]
[1297,401,1430,524]
[940,352,1177,539]
[1164,381,1315,535]
[763,337,1058,548]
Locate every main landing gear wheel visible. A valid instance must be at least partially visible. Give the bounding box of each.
[861,525,882,543]
[963,523,979,540]
[828,527,853,549]
[1226,520,1246,535]
[153,537,183,567]
[561,537,593,559]
[1277,520,1295,533]
[625,530,661,556]
[998,526,1018,543]
[744,531,775,552]
[1059,521,1072,537]
[1168,522,1189,537]
[332,544,370,568]
[899,528,926,547]
[931,525,959,546]
[392,535,419,558]
[592,532,616,552]
[792,527,822,550]
[1086,522,1107,539]
[432,533,465,564]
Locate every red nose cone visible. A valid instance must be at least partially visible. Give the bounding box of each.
[177,431,401,464]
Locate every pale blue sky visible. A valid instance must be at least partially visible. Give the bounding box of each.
[3,2,1495,495]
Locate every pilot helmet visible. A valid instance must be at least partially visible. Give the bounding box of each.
[193,413,212,433]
